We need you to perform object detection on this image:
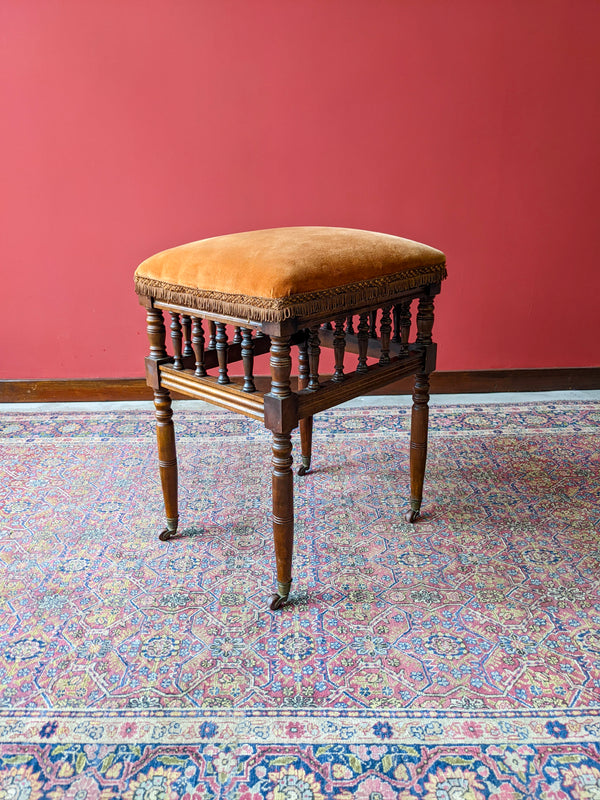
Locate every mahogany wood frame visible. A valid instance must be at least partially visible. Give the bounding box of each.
[137,281,441,609]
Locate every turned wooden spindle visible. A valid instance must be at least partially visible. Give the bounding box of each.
[308,326,321,390]
[297,331,313,476]
[181,315,193,357]
[406,295,436,523]
[369,310,378,338]
[332,316,346,382]
[241,328,256,392]
[399,301,412,353]
[191,317,207,377]
[379,306,392,364]
[298,333,309,387]
[356,313,369,374]
[215,322,230,384]
[346,314,355,335]
[268,335,294,610]
[416,296,435,345]
[233,326,242,344]
[169,312,184,370]
[392,305,401,343]
[146,307,167,360]
[208,320,217,349]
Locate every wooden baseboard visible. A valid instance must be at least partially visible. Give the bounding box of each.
[1,368,598,403]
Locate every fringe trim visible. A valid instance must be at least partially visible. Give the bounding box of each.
[134,263,447,323]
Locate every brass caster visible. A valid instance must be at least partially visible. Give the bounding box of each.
[158,518,178,541]
[269,579,292,610]
[297,456,311,476]
[405,509,420,524]
[269,593,288,611]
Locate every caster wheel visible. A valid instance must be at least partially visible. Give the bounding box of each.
[404,509,420,524]
[159,528,174,541]
[297,457,311,477]
[269,593,288,611]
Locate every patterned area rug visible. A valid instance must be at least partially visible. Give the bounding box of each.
[1,401,599,798]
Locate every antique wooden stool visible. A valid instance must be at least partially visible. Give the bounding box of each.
[134,227,446,609]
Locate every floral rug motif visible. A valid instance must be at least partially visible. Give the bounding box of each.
[0,401,599,798]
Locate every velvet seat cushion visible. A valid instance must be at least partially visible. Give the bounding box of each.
[134,227,446,322]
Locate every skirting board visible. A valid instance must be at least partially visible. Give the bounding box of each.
[1,369,599,403]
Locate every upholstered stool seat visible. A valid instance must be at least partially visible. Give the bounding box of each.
[135,227,446,322]
[135,226,446,609]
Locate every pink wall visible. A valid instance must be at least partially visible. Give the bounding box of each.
[2,0,599,380]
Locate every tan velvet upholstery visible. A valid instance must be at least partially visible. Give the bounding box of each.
[134,227,446,322]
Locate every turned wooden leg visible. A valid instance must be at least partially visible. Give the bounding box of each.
[406,294,435,523]
[145,305,179,540]
[154,388,179,540]
[297,332,312,476]
[267,334,295,610]
[405,372,430,523]
[298,418,313,477]
[271,431,294,609]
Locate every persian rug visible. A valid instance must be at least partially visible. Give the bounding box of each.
[0,401,599,799]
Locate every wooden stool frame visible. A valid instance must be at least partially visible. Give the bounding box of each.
[139,280,441,610]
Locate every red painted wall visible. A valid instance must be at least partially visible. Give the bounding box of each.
[2,0,599,380]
